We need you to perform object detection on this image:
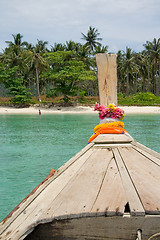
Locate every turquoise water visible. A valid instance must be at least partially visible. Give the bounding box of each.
[0,113,160,221]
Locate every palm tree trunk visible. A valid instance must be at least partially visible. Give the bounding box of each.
[154,57,157,95]
[156,62,160,96]
[35,66,41,102]
[147,63,150,92]
[126,74,129,96]
[142,75,145,92]
[76,89,79,103]
[134,73,137,95]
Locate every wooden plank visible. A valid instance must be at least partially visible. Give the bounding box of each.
[42,148,113,219]
[93,134,133,144]
[113,148,145,216]
[132,145,160,167]
[131,140,160,159]
[94,143,132,148]
[91,157,128,216]
[96,53,117,106]
[0,146,95,239]
[119,147,160,214]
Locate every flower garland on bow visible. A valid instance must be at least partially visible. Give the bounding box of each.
[88,103,127,143]
[94,103,125,120]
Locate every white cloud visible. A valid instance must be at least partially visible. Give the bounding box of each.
[0,0,160,52]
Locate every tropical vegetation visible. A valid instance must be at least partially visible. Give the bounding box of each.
[0,27,160,106]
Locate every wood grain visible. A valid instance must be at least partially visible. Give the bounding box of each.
[119,146,160,214]
[96,53,117,106]
[113,148,145,216]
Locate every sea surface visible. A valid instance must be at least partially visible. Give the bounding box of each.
[0,113,160,221]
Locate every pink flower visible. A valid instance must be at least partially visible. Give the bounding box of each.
[98,104,106,112]
[94,102,100,111]
[99,108,107,119]
[111,114,117,119]
[99,114,105,120]
[94,102,125,121]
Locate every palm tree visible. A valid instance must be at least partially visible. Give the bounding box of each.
[6,33,24,47]
[117,50,125,93]
[134,52,148,93]
[81,26,102,53]
[121,47,136,96]
[24,40,49,101]
[34,39,48,53]
[50,43,65,52]
[64,40,78,51]
[94,44,108,54]
[3,33,28,67]
[75,44,93,69]
[5,33,28,56]
[24,42,34,51]
[143,38,160,96]
[75,43,96,99]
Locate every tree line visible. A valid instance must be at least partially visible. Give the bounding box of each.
[0,26,160,104]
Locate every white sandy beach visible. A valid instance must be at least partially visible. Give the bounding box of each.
[0,105,160,115]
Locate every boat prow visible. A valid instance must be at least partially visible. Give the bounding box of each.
[1,134,160,240]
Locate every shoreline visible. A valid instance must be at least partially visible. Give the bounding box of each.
[0,106,160,115]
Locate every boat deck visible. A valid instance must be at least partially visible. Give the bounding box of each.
[0,134,160,240]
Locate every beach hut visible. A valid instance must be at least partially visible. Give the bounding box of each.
[0,54,160,240]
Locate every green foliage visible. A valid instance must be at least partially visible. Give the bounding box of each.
[8,78,32,104]
[43,51,96,102]
[1,32,160,105]
[0,64,32,105]
[72,89,87,97]
[0,63,18,83]
[0,63,31,104]
[46,88,58,98]
[118,92,160,106]
[135,92,156,101]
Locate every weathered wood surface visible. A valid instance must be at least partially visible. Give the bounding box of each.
[113,148,145,216]
[91,156,128,216]
[119,147,160,214]
[0,134,160,240]
[24,216,160,240]
[96,53,117,106]
[93,133,133,143]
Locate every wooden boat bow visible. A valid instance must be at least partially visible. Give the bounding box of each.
[0,134,160,240]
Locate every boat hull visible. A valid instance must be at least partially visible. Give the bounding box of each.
[25,215,160,240]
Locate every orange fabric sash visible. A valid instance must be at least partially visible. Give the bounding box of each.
[88,127,128,143]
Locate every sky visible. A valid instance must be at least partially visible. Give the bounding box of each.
[0,0,160,53]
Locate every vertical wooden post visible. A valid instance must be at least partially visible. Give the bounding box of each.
[96,53,117,106]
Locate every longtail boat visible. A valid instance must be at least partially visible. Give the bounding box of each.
[0,54,160,240]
